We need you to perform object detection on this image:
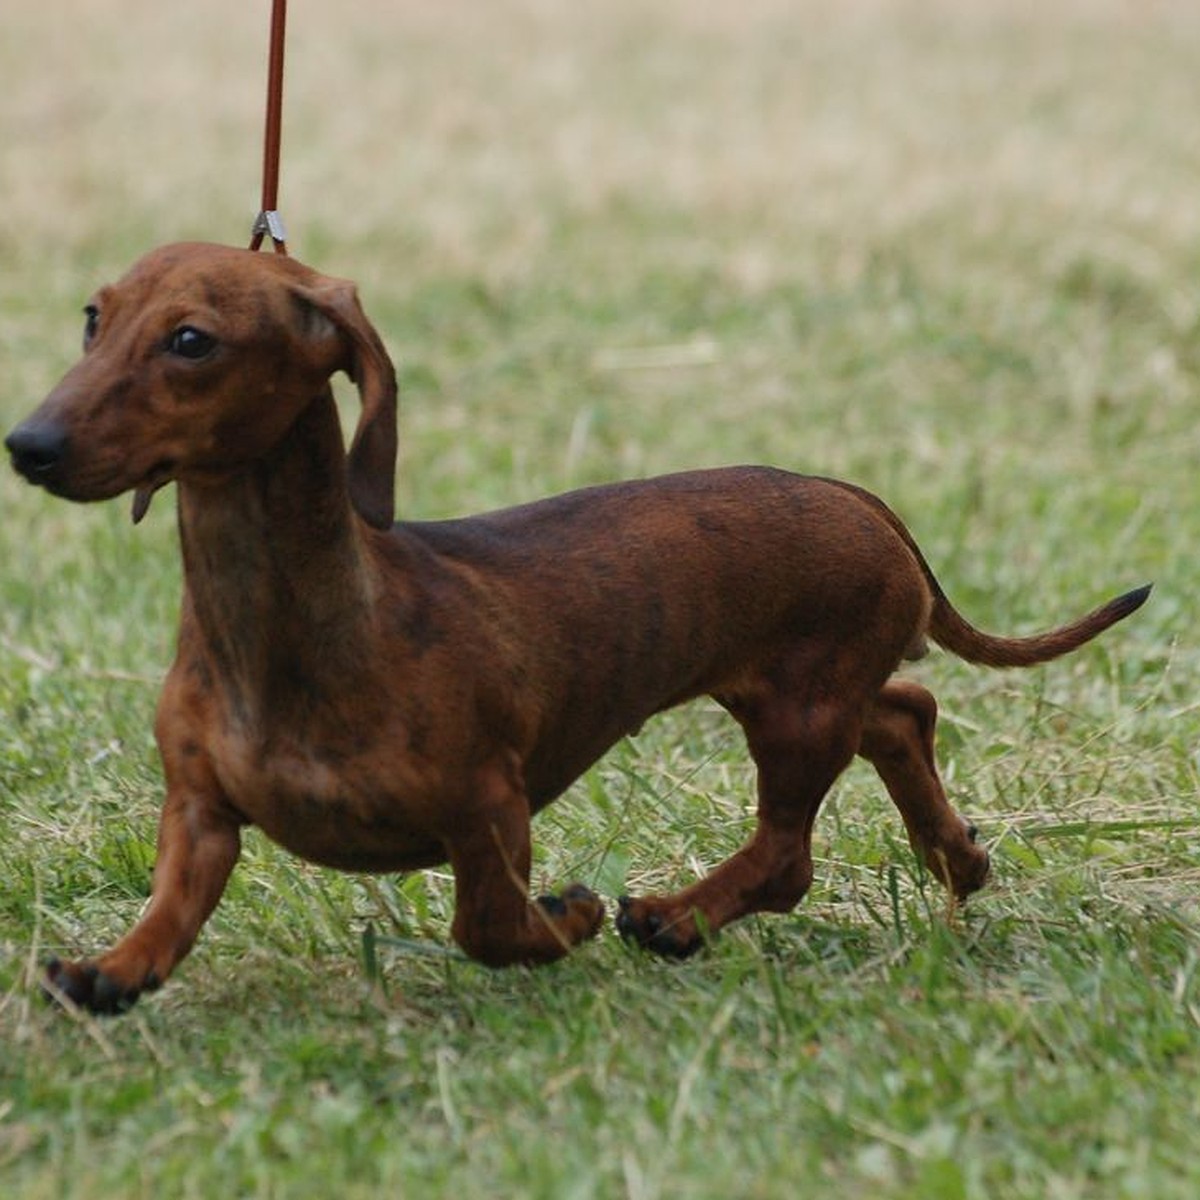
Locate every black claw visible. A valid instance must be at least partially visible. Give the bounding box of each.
[536,893,568,917]
[91,972,138,1015]
[43,958,97,1007]
[42,959,143,1015]
[656,932,702,959]
[41,960,66,1005]
[613,902,702,958]
[615,905,636,940]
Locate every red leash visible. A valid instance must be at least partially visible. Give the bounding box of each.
[249,0,289,254]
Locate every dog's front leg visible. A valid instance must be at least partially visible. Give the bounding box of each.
[446,755,604,966]
[44,770,242,1015]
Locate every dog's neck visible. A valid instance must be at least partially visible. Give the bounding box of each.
[175,390,380,726]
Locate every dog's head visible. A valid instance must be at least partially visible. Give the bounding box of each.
[4,242,398,528]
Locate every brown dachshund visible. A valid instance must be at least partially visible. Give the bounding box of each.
[6,242,1148,1014]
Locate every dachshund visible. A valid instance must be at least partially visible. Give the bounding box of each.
[5,242,1149,1013]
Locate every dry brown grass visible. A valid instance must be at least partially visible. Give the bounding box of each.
[5,1,1200,269]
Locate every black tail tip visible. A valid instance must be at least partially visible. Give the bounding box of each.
[1114,583,1153,616]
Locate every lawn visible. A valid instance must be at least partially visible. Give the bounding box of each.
[2,1,1198,1196]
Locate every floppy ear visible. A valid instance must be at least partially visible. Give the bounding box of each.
[291,278,398,529]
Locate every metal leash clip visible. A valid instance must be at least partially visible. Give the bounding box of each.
[250,209,288,250]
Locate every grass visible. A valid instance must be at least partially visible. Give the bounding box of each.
[2,0,1199,1195]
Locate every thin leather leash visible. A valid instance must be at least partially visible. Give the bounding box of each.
[249,0,289,254]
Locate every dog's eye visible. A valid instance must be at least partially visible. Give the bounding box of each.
[82,305,99,347]
[168,326,217,360]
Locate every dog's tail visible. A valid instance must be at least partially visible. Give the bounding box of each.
[828,479,1152,669]
[925,581,1151,668]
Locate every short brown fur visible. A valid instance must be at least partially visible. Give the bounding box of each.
[6,243,1149,1013]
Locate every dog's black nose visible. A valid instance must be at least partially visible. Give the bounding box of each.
[6,422,69,481]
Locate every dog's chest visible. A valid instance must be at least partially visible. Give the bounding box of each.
[211,729,448,873]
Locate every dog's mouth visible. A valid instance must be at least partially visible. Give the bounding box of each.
[131,460,177,525]
[6,413,181,521]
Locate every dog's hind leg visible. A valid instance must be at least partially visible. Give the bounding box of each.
[858,679,990,898]
[617,659,867,957]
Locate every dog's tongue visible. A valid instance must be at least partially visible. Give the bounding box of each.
[131,485,155,525]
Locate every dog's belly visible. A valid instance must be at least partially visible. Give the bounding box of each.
[216,745,449,873]
[249,795,448,873]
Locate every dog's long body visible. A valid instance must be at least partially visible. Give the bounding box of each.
[6,243,1148,1013]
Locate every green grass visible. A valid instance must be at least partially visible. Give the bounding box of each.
[2,0,1199,1196]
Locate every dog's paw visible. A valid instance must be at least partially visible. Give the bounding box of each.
[536,883,605,944]
[941,821,992,900]
[42,957,157,1016]
[615,896,705,958]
